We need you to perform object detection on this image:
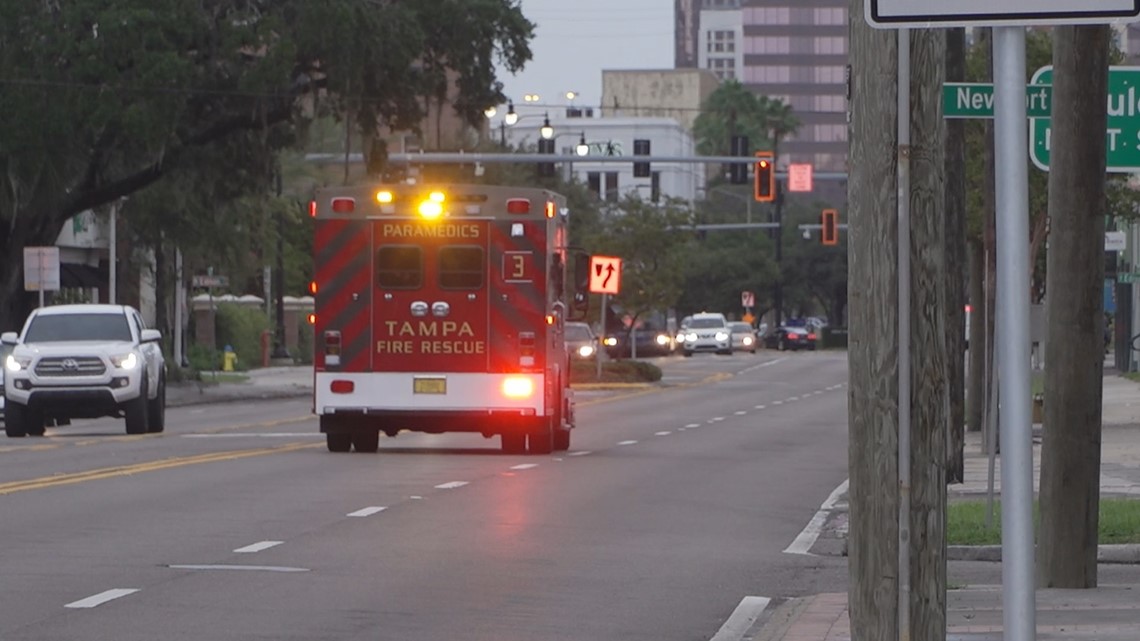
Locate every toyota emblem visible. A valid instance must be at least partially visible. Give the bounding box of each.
[61,358,79,371]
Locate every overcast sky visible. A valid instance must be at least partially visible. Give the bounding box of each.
[495,0,674,117]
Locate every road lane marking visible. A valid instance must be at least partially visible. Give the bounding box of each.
[234,541,283,553]
[617,440,638,446]
[347,506,387,517]
[685,423,701,428]
[783,479,850,555]
[182,433,321,438]
[655,431,671,436]
[734,411,747,416]
[709,596,771,641]
[568,451,591,456]
[754,405,766,409]
[65,589,139,609]
[741,357,787,373]
[788,396,799,401]
[435,481,468,489]
[168,564,309,572]
[510,463,539,470]
[0,442,319,496]
[772,401,783,406]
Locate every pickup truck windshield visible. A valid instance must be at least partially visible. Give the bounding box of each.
[24,314,133,343]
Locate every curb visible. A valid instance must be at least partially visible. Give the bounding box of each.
[166,386,311,409]
[948,544,1140,564]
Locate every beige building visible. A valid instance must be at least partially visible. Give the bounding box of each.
[600,69,721,132]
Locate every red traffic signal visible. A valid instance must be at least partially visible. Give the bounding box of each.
[754,151,775,202]
[821,209,839,245]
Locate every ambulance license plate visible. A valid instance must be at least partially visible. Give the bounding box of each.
[413,377,447,394]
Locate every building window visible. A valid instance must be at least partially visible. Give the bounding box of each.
[745,36,790,54]
[813,124,847,143]
[605,172,619,202]
[812,95,846,112]
[745,7,790,24]
[812,7,847,25]
[813,37,847,55]
[744,65,790,84]
[708,30,735,53]
[813,66,846,84]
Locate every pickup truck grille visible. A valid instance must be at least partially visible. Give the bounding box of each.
[34,356,107,377]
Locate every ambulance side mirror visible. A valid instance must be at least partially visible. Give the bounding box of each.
[571,251,590,320]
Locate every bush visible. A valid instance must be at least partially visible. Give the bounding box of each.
[570,359,662,384]
[187,343,221,373]
[215,303,271,371]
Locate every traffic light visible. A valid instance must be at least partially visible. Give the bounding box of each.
[729,135,749,184]
[821,209,839,245]
[754,151,775,202]
[633,139,651,178]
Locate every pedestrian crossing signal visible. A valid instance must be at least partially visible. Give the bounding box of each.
[821,209,838,246]
[754,151,775,202]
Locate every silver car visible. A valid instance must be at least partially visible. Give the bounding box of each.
[729,322,758,354]
[679,313,732,356]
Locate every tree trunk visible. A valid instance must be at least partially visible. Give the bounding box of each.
[944,27,967,484]
[967,239,986,433]
[847,9,947,638]
[981,29,999,453]
[1038,24,1110,590]
[154,236,169,346]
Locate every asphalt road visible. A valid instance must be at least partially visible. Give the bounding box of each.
[0,350,851,641]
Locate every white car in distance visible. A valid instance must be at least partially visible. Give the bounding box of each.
[2,304,166,437]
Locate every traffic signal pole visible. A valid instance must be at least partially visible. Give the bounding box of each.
[773,180,784,327]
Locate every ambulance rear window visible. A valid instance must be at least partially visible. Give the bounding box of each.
[376,245,422,289]
[439,246,484,289]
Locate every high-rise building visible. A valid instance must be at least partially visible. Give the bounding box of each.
[677,0,849,173]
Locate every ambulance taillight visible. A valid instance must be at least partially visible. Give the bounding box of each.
[324,331,342,366]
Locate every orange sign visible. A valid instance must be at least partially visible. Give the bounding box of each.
[589,255,622,295]
[788,164,813,192]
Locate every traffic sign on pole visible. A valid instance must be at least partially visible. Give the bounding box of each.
[1030,65,1140,172]
[866,0,1140,28]
[741,291,754,308]
[787,164,813,192]
[943,83,1052,119]
[588,256,621,295]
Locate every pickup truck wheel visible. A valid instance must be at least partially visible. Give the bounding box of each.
[125,379,150,435]
[26,412,46,437]
[147,376,166,433]
[5,402,28,438]
[326,433,352,452]
[352,430,380,453]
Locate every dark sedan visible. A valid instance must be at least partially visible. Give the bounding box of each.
[763,326,817,351]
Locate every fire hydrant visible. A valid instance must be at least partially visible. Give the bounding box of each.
[223,345,237,372]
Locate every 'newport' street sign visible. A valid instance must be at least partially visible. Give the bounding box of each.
[866,0,1140,28]
[1030,66,1140,172]
[944,83,1052,119]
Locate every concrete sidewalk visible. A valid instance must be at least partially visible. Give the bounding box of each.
[759,371,1140,641]
[166,366,313,408]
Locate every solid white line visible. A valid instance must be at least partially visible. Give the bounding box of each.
[435,481,468,489]
[510,463,539,470]
[618,440,638,446]
[168,564,308,572]
[181,433,321,438]
[234,540,283,553]
[783,479,850,555]
[709,596,772,641]
[65,589,139,609]
[347,506,387,517]
[655,431,671,436]
[568,450,591,456]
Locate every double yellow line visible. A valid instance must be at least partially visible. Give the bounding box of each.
[0,442,318,496]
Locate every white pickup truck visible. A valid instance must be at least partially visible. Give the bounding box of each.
[2,304,166,437]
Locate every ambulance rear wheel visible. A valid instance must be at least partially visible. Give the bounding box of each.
[326,433,352,453]
[502,432,526,454]
[528,425,553,455]
[352,430,380,453]
[553,427,570,452]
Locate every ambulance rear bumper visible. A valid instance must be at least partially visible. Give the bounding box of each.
[314,371,546,416]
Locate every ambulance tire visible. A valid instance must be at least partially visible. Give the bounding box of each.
[352,429,380,454]
[326,433,352,453]
[528,424,553,455]
[501,432,526,454]
[553,426,570,452]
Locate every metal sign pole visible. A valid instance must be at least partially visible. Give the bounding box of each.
[993,26,1036,641]
[596,292,607,380]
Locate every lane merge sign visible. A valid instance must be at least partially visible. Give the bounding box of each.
[589,255,622,295]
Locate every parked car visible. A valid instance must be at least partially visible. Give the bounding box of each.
[2,304,167,437]
[678,312,732,356]
[728,322,758,354]
[0,341,9,422]
[764,326,818,351]
[565,322,598,360]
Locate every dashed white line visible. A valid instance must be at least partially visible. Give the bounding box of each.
[233,540,283,553]
[788,396,800,401]
[685,423,701,428]
[65,589,139,609]
[510,463,539,470]
[709,596,772,641]
[347,506,387,517]
[712,416,726,422]
[435,481,469,489]
[568,450,592,456]
[618,440,638,446]
[754,404,766,410]
[734,410,747,416]
[772,401,783,406]
[783,479,850,555]
[655,431,672,436]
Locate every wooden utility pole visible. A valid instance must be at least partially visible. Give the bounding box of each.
[848,3,948,637]
[1038,24,1110,589]
[945,27,967,483]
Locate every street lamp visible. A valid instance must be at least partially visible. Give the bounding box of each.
[540,114,554,140]
[504,102,519,125]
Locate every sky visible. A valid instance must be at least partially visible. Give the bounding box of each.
[494,0,675,119]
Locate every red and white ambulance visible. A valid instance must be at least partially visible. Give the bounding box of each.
[310,183,586,454]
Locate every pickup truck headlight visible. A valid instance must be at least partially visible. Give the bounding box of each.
[684,332,697,342]
[110,352,139,370]
[715,331,729,342]
[5,354,31,372]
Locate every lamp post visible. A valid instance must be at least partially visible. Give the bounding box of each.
[548,131,589,182]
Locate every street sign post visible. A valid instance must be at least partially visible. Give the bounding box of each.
[787,164,813,192]
[23,246,61,308]
[867,0,1140,28]
[1030,66,1140,172]
[943,83,1052,119]
[741,290,754,308]
[192,274,229,288]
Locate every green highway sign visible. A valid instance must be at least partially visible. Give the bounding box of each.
[943,83,1052,119]
[1030,66,1140,173]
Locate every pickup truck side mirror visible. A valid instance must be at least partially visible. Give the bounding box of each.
[140,329,162,344]
[1,331,17,345]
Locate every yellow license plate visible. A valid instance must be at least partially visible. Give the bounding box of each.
[413,377,447,394]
